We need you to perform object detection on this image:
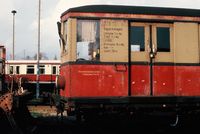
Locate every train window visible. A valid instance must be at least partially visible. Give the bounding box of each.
[77,20,100,61]
[27,65,34,74]
[39,65,45,74]
[156,27,170,52]
[52,66,56,74]
[130,26,145,51]
[9,66,13,74]
[16,66,20,74]
[63,21,68,52]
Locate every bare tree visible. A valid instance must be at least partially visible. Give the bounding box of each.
[33,52,49,60]
[26,55,31,60]
[54,55,57,60]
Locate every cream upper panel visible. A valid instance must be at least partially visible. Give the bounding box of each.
[199,24,200,63]
[100,19,128,62]
[61,18,200,64]
[174,22,199,63]
[61,18,77,63]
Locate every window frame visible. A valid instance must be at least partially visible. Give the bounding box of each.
[16,66,20,74]
[152,23,174,62]
[156,27,171,52]
[76,19,100,61]
[26,65,35,74]
[52,66,57,75]
[39,65,45,74]
[130,25,145,52]
[9,66,14,74]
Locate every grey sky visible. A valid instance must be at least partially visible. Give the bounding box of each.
[0,0,200,60]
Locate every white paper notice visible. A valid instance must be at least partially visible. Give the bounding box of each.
[131,45,140,51]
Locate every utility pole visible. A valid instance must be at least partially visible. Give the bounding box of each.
[11,10,17,60]
[36,0,41,99]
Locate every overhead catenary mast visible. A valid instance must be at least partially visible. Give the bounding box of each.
[11,10,17,60]
[36,0,41,99]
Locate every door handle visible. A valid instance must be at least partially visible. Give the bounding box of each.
[152,43,157,54]
[149,43,157,58]
[114,64,127,72]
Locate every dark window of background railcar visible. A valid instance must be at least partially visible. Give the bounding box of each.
[16,66,20,74]
[52,66,56,74]
[77,20,100,61]
[157,27,170,52]
[9,66,13,74]
[39,65,45,74]
[130,26,145,51]
[26,65,34,74]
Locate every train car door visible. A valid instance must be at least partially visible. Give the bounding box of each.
[130,22,174,96]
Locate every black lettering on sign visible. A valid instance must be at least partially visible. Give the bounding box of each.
[102,20,125,54]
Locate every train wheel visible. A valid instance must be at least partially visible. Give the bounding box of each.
[170,114,179,127]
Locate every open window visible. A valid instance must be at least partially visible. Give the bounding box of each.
[76,20,100,61]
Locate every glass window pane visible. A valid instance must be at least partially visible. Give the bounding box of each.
[9,66,13,74]
[16,66,20,74]
[130,26,145,51]
[52,66,56,74]
[157,27,170,52]
[39,65,45,74]
[27,65,34,74]
[77,20,100,61]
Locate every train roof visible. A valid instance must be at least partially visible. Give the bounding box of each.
[61,5,200,18]
[6,60,60,64]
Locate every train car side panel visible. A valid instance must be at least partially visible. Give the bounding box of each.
[70,64,128,97]
[131,65,150,96]
[176,66,200,96]
[153,66,175,96]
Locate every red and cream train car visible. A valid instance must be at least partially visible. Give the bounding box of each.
[56,5,200,117]
[5,60,60,95]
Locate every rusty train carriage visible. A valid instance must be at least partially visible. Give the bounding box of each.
[56,5,200,116]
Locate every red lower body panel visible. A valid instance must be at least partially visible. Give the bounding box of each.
[60,64,128,97]
[175,66,200,96]
[153,66,175,96]
[60,64,200,98]
[130,65,150,96]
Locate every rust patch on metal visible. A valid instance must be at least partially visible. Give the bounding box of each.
[0,92,13,113]
[62,12,200,22]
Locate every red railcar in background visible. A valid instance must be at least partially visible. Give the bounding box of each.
[56,5,200,119]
